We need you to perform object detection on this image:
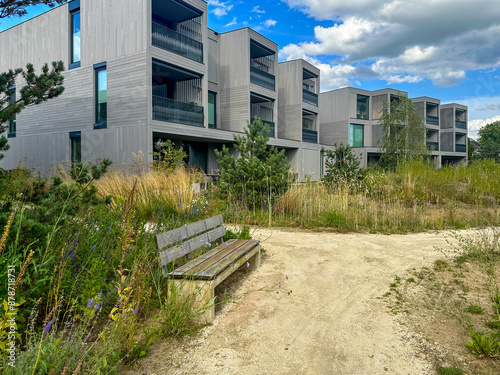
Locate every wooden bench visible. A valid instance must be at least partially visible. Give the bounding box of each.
[155,214,261,323]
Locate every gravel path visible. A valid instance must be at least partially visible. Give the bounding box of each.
[128,228,453,375]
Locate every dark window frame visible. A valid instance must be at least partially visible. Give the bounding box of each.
[69,131,81,164]
[8,86,16,138]
[69,3,81,70]
[208,91,216,129]
[94,62,107,129]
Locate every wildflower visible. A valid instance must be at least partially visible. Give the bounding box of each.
[246,262,250,268]
[83,332,91,343]
[132,304,139,315]
[92,245,97,250]
[206,242,211,247]
[286,275,289,281]
[108,226,112,232]
[95,301,103,311]
[225,242,228,247]
[88,299,94,308]
[44,319,54,334]
[65,236,70,242]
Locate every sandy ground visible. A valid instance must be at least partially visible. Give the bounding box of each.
[129,228,455,375]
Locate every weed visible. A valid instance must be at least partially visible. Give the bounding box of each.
[465,304,484,314]
[437,367,464,375]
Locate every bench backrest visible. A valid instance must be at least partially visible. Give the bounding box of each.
[156,214,226,268]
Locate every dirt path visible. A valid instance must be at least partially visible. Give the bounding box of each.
[131,229,455,375]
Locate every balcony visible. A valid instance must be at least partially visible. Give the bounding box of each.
[426,116,439,126]
[250,66,275,91]
[426,142,439,151]
[456,144,467,153]
[153,96,204,127]
[302,129,318,143]
[456,120,467,129]
[152,22,203,63]
[303,89,318,106]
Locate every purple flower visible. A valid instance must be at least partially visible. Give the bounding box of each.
[91,245,97,250]
[83,332,91,343]
[44,319,54,334]
[65,236,70,242]
[73,237,78,246]
[88,299,94,308]
[286,275,289,281]
[206,242,211,247]
[225,242,228,247]
[108,226,112,232]
[94,302,103,311]
[246,262,250,268]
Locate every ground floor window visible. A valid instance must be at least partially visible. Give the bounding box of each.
[70,132,81,163]
[350,124,364,147]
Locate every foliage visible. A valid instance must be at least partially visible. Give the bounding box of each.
[322,143,365,188]
[437,367,464,375]
[478,120,500,162]
[377,93,430,169]
[152,139,187,173]
[215,118,291,210]
[0,1,67,19]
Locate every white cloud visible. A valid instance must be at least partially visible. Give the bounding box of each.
[208,0,233,17]
[225,17,237,27]
[279,0,500,89]
[252,5,266,14]
[264,19,277,28]
[468,115,500,139]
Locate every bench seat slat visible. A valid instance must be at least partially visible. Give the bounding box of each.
[198,240,259,279]
[169,239,259,279]
[156,214,223,250]
[169,239,239,276]
[159,226,226,266]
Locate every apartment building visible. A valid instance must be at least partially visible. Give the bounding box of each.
[0,0,326,181]
[319,88,468,167]
[0,0,467,179]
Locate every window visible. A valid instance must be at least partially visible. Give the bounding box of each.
[208,91,216,128]
[356,94,369,119]
[69,1,81,69]
[70,132,81,163]
[350,124,364,148]
[8,86,16,138]
[94,63,107,128]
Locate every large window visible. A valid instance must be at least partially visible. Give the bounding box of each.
[70,132,81,163]
[94,63,107,128]
[350,124,364,148]
[208,91,216,128]
[356,94,369,119]
[69,1,81,69]
[8,86,16,137]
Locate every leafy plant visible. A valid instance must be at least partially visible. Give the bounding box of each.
[465,328,500,357]
[322,143,365,188]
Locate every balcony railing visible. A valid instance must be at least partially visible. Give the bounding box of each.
[302,89,318,106]
[250,66,275,91]
[152,22,203,63]
[456,120,467,129]
[426,141,439,151]
[456,144,467,153]
[251,119,275,137]
[302,129,317,143]
[153,96,204,127]
[426,115,439,126]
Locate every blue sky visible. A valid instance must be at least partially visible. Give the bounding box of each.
[2,0,500,138]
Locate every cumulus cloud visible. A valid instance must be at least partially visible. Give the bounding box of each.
[252,5,265,14]
[208,0,233,17]
[279,0,500,89]
[264,19,277,28]
[468,115,500,139]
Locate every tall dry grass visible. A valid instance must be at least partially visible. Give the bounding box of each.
[94,167,203,218]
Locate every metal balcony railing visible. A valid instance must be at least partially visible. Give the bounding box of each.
[426,141,439,151]
[302,89,318,106]
[302,129,318,143]
[250,66,275,91]
[153,96,204,127]
[251,119,275,137]
[152,22,203,63]
[456,120,467,129]
[456,144,467,153]
[426,116,439,125]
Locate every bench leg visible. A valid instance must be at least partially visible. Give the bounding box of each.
[247,245,261,271]
[167,279,216,324]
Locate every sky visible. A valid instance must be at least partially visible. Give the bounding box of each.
[2,0,500,139]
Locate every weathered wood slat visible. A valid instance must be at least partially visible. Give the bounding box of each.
[169,239,239,277]
[159,226,226,266]
[155,214,223,250]
[212,245,260,287]
[169,239,247,277]
[198,240,259,279]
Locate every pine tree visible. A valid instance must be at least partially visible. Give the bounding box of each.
[322,143,364,187]
[215,118,290,210]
